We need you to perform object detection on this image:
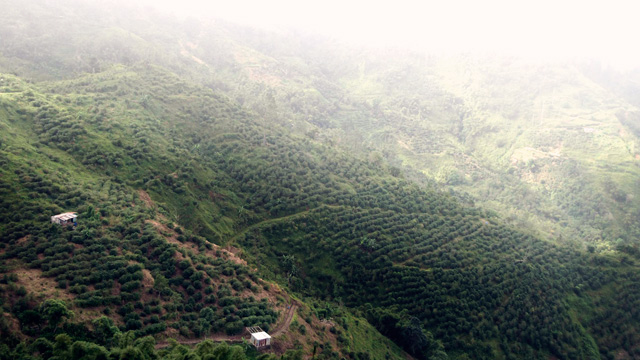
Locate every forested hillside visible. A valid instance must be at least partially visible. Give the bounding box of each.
[199,30,640,249]
[1,1,640,359]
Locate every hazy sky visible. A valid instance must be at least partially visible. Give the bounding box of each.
[147,0,639,70]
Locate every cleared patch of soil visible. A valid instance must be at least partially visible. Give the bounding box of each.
[1,312,25,339]
[141,269,154,288]
[138,189,155,208]
[145,220,246,266]
[16,235,30,245]
[11,268,74,302]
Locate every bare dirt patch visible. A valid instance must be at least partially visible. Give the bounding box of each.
[11,268,74,302]
[1,312,25,339]
[510,146,562,165]
[138,189,155,208]
[141,269,154,288]
[222,246,247,266]
[145,219,247,266]
[139,268,161,304]
[179,42,207,66]
[16,235,30,245]
[268,302,346,358]
[146,220,179,243]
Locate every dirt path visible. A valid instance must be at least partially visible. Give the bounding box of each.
[154,305,298,349]
[228,211,312,244]
[271,304,297,337]
[227,204,343,244]
[151,203,329,350]
[155,333,242,349]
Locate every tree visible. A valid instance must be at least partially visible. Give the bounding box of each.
[199,307,216,335]
[281,349,304,360]
[401,317,430,356]
[114,331,137,349]
[195,340,217,357]
[118,346,144,360]
[281,255,299,282]
[92,317,120,346]
[41,299,74,333]
[210,342,230,360]
[31,338,54,359]
[134,336,157,360]
[53,334,72,359]
[70,341,109,360]
[18,309,43,333]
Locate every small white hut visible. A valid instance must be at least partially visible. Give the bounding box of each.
[247,326,271,348]
[51,212,77,226]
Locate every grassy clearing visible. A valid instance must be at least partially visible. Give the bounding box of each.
[341,314,408,360]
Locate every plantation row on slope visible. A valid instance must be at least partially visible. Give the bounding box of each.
[3,0,639,247]
[0,68,409,359]
[0,1,640,359]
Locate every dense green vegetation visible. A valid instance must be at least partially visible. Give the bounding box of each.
[0,53,411,360]
[1,1,640,359]
[0,69,282,337]
[1,327,307,360]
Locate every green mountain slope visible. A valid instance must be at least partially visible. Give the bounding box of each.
[0,64,409,359]
[150,20,640,248]
[207,38,640,248]
[1,1,640,359]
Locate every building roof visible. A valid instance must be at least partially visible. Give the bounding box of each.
[251,332,271,341]
[53,212,77,221]
[247,326,265,334]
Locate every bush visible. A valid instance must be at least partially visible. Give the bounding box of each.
[224,320,244,335]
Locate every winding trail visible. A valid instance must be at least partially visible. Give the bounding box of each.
[229,204,343,242]
[154,205,339,349]
[154,305,298,349]
[228,211,311,244]
[271,304,297,337]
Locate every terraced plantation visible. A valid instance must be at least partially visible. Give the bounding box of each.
[1,1,640,359]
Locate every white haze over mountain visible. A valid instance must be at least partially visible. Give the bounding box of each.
[145,0,639,71]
